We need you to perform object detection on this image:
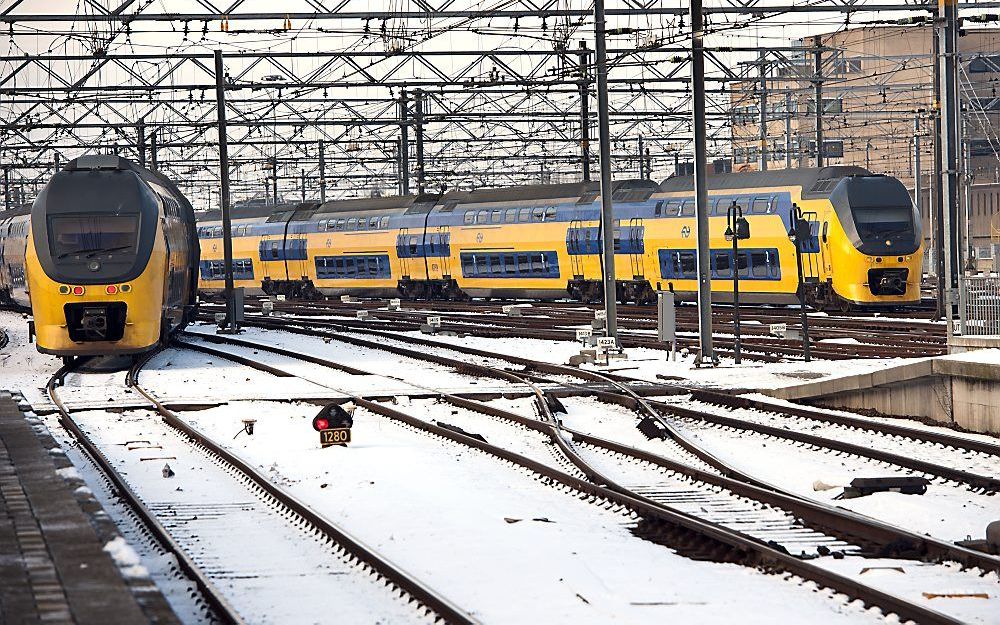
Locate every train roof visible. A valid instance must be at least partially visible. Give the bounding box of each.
[657,166,871,198]
[0,203,32,219]
[316,193,441,216]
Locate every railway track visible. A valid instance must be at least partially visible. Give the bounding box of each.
[173,327,997,624]
[47,357,476,625]
[202,297,945,361]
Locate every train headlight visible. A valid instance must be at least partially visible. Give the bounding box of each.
[58,285,70,295]
[87,260,101,272]
[120,284,132,293]
[106,285,119,295]
[71,286,85,296]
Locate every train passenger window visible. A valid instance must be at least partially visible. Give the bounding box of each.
[476,210,488,224]
[531,207,544,222]
[735,251,750,278]
[766,250,780,278]
[712,251,732,277]
[214,227,222,237]
[750,252,769,278]
[464,211,475,225]
[347,218,357,230]
[518,254,531,273]
[380,216,390,229]
[318,220,327,231]
[544,206,557,221]
[369,216,379,229]
[751,197,770,214]
[357,218,367,231]
[531,253,544,272]
[333,219,344,230]
[409,236,418,255]
[679,251,696,276]
[490,210,501,223]
[680,200,695,217]
[504,209,517,223]
[270,241,279,259]
[665,200,681,216]
[654,201,664,217]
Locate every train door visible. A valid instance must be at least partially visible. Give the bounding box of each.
[433,226,451,278]
[397,227,412,278]
[800,210,821,282]
[628,217,645,278]
[287,229,307,280]
[568,219,584,278]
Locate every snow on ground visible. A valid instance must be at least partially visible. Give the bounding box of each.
[71,404,428,624]
[0,310,63,403]
[555,394,999,546]
[168,398,884,624]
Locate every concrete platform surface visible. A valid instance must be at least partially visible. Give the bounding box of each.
[765,350,1000,434]
[0,390,180,625]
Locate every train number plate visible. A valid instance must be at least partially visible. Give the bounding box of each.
[319,428,351,448]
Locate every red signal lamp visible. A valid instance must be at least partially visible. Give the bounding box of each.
[312,416,330,432]
[71,286,85,296]
[106,285,119,295]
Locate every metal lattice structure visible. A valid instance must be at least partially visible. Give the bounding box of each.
[0,0,994,209]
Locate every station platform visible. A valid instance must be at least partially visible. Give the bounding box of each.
[0,390,179,625]
[765,349,1000,434]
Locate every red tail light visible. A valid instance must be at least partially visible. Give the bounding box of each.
[71,286,85,296]
[106,285,119,295]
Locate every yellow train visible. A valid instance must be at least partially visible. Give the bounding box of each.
[0,155,200,359]
[196,166,922,310]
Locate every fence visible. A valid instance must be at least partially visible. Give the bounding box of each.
[959,274,1000,336]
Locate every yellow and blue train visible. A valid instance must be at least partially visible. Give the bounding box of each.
[0,155,200,359]
[196,166,922,310]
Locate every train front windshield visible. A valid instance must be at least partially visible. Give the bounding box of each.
[49,214,139,259]
[839,176,921,256]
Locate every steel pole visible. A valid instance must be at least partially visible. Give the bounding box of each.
[318,140,326,202]
[214,50,236,332]
[3,167,9,211]
[271,157,278,205]
[792,206,812,362]
[813,35,824,168]
[149,129,158,169]
[759,51,768,171]
[730,204,742,364]
[690,0,714,365]
[300,168,306,202]
[638,135,645,178]
[785,92,793,169]
[579,41,592,182]
[939,0,960,335]
[594,0,618,341]
[932,21,945,319]
[914,117,922,249]
[399,89,410,195]
[414,89,426,194]
[137,120,146,168]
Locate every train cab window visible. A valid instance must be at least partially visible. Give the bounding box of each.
[680,200,695,217]
[464,211,475,225]
[490,210,501,224]
[751,197,770,214]
[347,217,357,230]
[518,208,531,222]
[544,206,557,221]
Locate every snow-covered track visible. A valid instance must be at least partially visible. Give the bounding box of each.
[46,363,246,625]
[236,316,1000,493]
[176,331,993,625]
[124,355,478,625]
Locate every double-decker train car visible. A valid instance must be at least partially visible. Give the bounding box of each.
[196,166,922,310]
[0,155,200,358]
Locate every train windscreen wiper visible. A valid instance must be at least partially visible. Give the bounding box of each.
[56,245,131,259]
